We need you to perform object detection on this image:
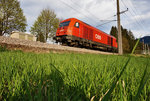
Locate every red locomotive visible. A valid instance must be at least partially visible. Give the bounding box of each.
[55,18,118,52]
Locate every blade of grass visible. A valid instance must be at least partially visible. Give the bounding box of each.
[133,64,150,101]
[102,57,131,101]
[131,38,140,55]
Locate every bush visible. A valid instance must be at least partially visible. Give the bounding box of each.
[0,45,8,52]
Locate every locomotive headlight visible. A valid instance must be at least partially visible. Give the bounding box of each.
[95,34,101,40]
[76,22,79,27]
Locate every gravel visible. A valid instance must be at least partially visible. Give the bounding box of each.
[0,36,117,55]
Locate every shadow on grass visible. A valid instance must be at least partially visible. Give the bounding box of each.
[2,64,88,101]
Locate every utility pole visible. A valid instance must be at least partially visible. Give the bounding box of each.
[117,0,123,55]
[148,44,150,54]
[145,44,147,54]
[142,39,145,54]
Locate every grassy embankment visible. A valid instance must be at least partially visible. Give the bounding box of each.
[0,46,150,101]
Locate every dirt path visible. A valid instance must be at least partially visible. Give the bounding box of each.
[0,36,117,55]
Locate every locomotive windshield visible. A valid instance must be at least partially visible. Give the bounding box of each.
[59,21,70,28]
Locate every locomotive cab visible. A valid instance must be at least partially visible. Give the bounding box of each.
[56,20,71,36]
[55,18,80,43]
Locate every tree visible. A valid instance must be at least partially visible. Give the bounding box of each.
[127,30,136,51]
[30,8,60,42]
[122,36,130,53]
[110,26,118,40]
[110,26,136,53]
[0,0,27,36]
[128,30,135,40]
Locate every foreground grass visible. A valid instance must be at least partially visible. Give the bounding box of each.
[0,51,150,101]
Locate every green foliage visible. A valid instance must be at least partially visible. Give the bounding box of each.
[133,63,150,101]
[0,45,8,52]
[30,8,60,42]
[102,39,145,101]
[0,0,27,36]
[102,57,131,101]
[0,52,149,101]
[110,26,140,53]
[110,26,118,39]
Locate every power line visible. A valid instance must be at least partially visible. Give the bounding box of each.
[60,0,114,27]
[120,0,146,31]
[119,1,142,30]
[70,0,101,21]
[59,0,114,30]
[70,0,117,22]
[96,20,117,27]
[58,0,98,26]
[69,0,108,29]
[119,1,145,38]
[69,0,117,29]
[127,0,146,24]
[128,0,147,32]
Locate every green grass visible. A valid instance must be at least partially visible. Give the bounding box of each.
[0,45,8,52]
[0,51,150,101]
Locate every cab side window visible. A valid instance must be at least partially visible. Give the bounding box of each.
[74,22,80,28]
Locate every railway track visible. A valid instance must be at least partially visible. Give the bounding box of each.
[0,36,117,55]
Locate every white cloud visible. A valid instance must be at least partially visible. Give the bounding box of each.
[132,29,149,38]
[133,12,150,21]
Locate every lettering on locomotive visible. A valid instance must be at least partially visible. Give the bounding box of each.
[95,34,101,40]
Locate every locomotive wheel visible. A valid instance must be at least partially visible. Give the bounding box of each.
[74,41,79,47]
[62,42,67,46]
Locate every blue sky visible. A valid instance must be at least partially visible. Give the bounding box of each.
[19,0,150,38]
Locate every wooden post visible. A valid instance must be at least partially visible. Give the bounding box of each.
[117,0,123,55]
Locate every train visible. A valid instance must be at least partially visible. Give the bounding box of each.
[54,18,118,52]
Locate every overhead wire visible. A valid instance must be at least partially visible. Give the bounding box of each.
[70,0,110,29]
[116,0,147,37]
[70,0,101,21]
[112,0,134,28]
[127,0,146,26]
[119,0,141,30]
[120,0,146,31]
[69,0,116,30]
[59,0,117,30]
[127,0,148,36]
[70,0,117,21]
[111,0,148,38]
[110,0,141,38]
[96,20,117,27]
[58,0,98,26]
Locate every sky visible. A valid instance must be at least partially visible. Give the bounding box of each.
[19,0,150,38]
